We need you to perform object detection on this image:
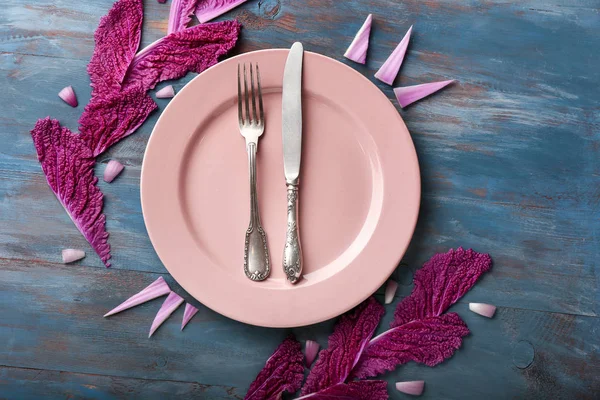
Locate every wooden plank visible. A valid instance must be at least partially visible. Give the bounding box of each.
[0,259,598,398]
[0,366,243,400]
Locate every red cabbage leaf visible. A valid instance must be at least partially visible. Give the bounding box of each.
[168,0,198,34]
[391,247,492,328]
[297,381,388,400]
[31,118,111,266]
[351,313,470,379]
[244,336,304,400]
[78,85,157,157]
[195,0,248,23]
[124,19,241,91]
[88,0,143,95]
[301,297,384,396]
[350,248,492,379]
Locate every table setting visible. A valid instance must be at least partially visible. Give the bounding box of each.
[1,0,598,399]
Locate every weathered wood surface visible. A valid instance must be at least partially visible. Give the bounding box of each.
[1,0,598,398]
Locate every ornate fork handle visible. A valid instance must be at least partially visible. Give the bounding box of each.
[283,183,302,283]
[243,142,270,281]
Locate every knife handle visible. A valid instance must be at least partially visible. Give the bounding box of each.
[283,184,302,283]
[244,142,270,281]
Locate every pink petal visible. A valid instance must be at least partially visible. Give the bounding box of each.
[469,303,496,318]
[384,280,398,305]
[181,303,199,330]
[103,160,124,183]
[58,86,78,107]
[62,249,85,263]
[104,277,171,317]
[396,380,425,396]
[158,0,167,3]
[344,14,372,64]
[156,85,175,98]
[393,80,455,108]
[374,25,412,85]
[195,0,247,23]
[149,291,184,337]
[304,340,320,367]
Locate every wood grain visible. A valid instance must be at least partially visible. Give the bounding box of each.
[1,0,598,398]
[0,366,243,400]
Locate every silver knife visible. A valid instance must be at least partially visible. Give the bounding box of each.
[281,42,304,284]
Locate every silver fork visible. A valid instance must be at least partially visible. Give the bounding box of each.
[238,63,270,281]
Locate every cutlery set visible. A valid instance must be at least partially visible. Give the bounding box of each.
[239,42,304,284]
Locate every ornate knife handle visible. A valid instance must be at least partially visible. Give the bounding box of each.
[283,183,302,283]
[243,142,270,281]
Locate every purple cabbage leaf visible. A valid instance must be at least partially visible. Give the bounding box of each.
[30,118,111,266]
[350,248,492,379]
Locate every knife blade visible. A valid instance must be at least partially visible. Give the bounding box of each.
[282,42,303,185]
[281,42,304,284]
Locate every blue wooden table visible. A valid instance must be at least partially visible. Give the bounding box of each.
[1,1,598,398]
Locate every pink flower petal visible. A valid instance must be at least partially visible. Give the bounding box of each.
[149,291,184,337]
[195,0,247,23]
[469,303,496,318]
[181,303,199,330]
[158,0,167,3]
[62,249,85,263]
[374,25,412,85]
[58,86,78,107]
[393,80,455,108]
[304,340,320,367]
[103,160,124,183]
[384,279,398,304]
[156,85,175,98]
[104,277,171,317]
[344,14,372,64]
[396,380,425,396]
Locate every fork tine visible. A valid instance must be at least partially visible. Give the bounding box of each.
[243,64,251,124]
[250,64,258,124]
[256,63,264,125]
[237,64,243,126]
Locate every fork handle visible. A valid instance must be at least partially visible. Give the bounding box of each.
[243,142,270,281]
[283,183,302,283]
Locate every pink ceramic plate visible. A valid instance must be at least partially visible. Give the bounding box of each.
[141,49,420,327]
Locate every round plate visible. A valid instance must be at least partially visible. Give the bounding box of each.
[141,49,420,327]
